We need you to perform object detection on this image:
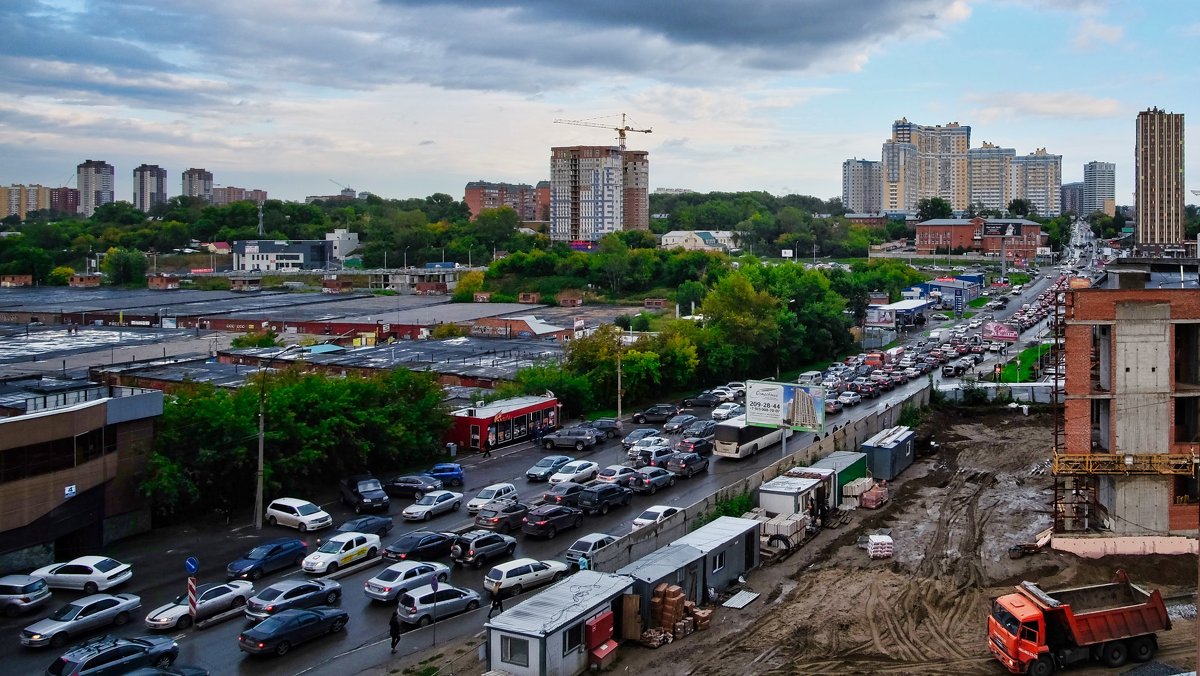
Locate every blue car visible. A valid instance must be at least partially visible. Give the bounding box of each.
[424,463,464,487]
[227,538,308,581]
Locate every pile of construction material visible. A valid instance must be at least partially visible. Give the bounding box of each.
[641,584,712,648]
[866,534,894,559]
[860,482,889,509]
[742,508,809,537]
[843,477,874,500]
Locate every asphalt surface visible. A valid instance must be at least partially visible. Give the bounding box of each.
[0,273,1065,676]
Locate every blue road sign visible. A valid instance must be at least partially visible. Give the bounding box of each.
[430,577,439,592]
[185,556,199,575]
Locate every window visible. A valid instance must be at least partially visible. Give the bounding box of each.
[500,635,529,667]
[712,551,726,574]
[563,621,584,656]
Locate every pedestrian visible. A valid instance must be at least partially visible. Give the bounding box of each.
[389,609,401,654]
[482,443,492,459]
[577,554,590,572]
[487,592,504,619]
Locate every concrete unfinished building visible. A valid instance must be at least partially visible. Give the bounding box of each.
[1055,269,1200,538]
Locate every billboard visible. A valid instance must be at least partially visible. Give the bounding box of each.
[1036,246,1052,256]
[864,307,896,328]
[745,380,825,432]
[981,321,1020,342]
[781,249,794,259]
[983,222,1022,237]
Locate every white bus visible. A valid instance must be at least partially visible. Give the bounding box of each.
[713,415,792,459]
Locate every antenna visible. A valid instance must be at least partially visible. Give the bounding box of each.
[257,203,265,237]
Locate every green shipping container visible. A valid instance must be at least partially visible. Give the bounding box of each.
[810,451,868,504]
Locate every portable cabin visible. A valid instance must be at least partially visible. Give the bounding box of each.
[757,475,822,517]
[809,451,868,505]
[861,425,915,481]
[671,516,761,593]
[486,571,634,676]
[785,466,837,510]
[615,544,704,630]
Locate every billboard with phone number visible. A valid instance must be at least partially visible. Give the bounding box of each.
[745,380,825,432]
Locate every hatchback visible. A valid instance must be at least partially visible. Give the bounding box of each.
[484,559,569,598]
[397,584,480,628]
[632,467,676,495]
[665,452,708,479]
[596,465,640,487]
[521,504,584,539]
[0,574,50,617]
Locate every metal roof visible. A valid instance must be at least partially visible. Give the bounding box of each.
[759,475,821,495]
[811,451,867,473]
[486,571,633,636]
[671,516,760,554]
[615,544,703,582]
[864,426,914,449]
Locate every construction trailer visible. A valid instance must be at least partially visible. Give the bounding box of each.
[785,466,838,510]
[809,451,868,506]
[615,544,705,635]
[861,425,915,481]
[670,516,761,592]
[757,475,823,516]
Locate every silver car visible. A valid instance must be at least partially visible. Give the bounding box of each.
[144,580,254,630]
[21,593,142,648]
[363,561,450,603]
[0,574,51,617]
[396,583,481,627]
[401,490,463,521]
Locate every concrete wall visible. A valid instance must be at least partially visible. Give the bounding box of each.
[1101,475,1171,535]
[937,382,1059,403]
[591,385,932,573]
[1052,534,1197,558]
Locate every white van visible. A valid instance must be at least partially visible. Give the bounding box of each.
[797,371,822,386]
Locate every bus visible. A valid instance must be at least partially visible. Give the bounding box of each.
[713,415,792,459]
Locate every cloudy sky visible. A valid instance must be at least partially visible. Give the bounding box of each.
[1,0,1196,205]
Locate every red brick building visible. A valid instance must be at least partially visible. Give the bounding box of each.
[69,273,102,288]
[915,217,1045,258]
[147,273,180,290]
[464,181,539,221]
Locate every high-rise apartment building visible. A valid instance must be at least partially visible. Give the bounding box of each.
[0,184,51,220]
[50,187,79,216]
[881,140,918,213]
[1012,148,1062,217]
[182,168,214,202]
[967,142,1016,212]
[76,160,115,217]
[842,159,882,213]
[133,164,168,213]
[1082,161,1116,217]
[535,181,550,221]
[549,146,648,242]
[1060,182,1084,216]
[1135,108,1185,253]
[882,118,970,212]
[463,181,538,221]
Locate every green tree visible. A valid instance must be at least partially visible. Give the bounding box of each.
[1007,198,1034,217]
[916,197,953,221]
[700,272,780,358]
[47,266,75,286]
[230,330,282,348]
[675,280,706,310]
[99,247,147,285]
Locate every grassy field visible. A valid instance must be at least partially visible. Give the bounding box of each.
[1000,343,1052,382]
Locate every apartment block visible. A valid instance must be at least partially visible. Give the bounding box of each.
[1012,148,1062,217]
[132,164,168,213]
[1061,182,1084,216]
[77,159,115,217]
[1135,108,1186,254]
[50,187,79,216]
[0,184,51,220]
[881,140,918,213]
[1082,161,1116,217]
[549,146,624,242]
[882,118,970,212]
[212,186,268,206]
[182,168,214,202]
[967,142,1016,212]
[463,181,539,221]
[842,159,882,214]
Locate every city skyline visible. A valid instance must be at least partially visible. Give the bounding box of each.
[0,1,1196,206]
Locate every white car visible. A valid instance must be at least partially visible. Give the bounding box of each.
[302,531,381,574]
[265,497,333,532]
[401,490,463,521]
[467,483,518,515]
[707,387,736,402]
[144,580,254,630]
[931,313,950,321]
[484,558,570,598]
[838,391,861,406]
[363,561,450,603]
[31,556,132,594]
[626,435,673,462]
[724,382,746,397]
[596,465,640,487]
[711,402,743,421]
[631,505,681,531]
[549,460,600,485]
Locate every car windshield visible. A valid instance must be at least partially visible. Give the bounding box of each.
[478,510,498,519]
[49,603,83,621]
[376,568,402,582]
[317,540,342,553]
[415,495,437,506]
[534,458,556,467]
[245,545,273,560]
[93,558,121,573]
[296,503,320,516]
[562,464,583,472]
[358,480,382,492]
[599,468,617,476]
[257,587,285,601]
[478,489,496,499]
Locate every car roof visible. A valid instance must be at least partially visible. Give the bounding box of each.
[481,482,515,490]
[405,582,469,597]
[644,505,674,514]
[326,531,363,542]
[430,463,461,470]
[270,497,315,507]
[573,532,615,544]
[602,464,631,471]
[489,558,543,572]
[423,490,456,497]
[0,574,42,584]
[72,593,120,604]
[67,555,115,566]
[381,560,430,572]
[263,579,321,592]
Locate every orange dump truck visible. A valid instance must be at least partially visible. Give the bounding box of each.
[987,570,1170,675]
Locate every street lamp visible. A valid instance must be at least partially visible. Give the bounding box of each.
[404,245,410,270]
[254,343,302,530]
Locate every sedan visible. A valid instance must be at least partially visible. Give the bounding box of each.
[681,392,721,408]
[682,419,717,440]
[238,607,348,657]
[525,455,574,481]
[549,461,600,485]
[621,428,660,450]
[383,531,456,562]
[631,467,677,495]
[824,399,843,415]
[662,414,698,433]
[144,581,253,630]
[337,515,394,537]
[363,561,449,603]
[384,475,444,500]
[401,490,463,521]
[226,538,308,581]
[596,465,640,487]
[631,506,681,531]
[302,532,381,575]
[665,452,709,479]
[32,556,132,594]
[22,593,142,648]
[244,580,341,622]
[931,313,950,320]
[542,482,585,507]
[711,403,743,421]
[708,387,737,402]
[521,504,585,539]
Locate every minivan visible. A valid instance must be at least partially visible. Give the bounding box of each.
[797,370,822,386]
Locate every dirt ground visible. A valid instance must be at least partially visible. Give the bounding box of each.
[388,406,1198,676]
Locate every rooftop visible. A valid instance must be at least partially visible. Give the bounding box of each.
[671,516,760,554]
[486,571,633,636]
[615,545,703,582]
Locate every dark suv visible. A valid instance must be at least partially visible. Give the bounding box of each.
[577,483,633,516]
[339,474,389,514]
[474,501,531,534]
[541,427,600,451]
[633,404,679,424]
[449,530,517,569]
[581,418,622,439]
[48,635,179,675]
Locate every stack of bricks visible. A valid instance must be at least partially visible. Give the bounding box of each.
[692,607,712,630]
[647,583,714,641]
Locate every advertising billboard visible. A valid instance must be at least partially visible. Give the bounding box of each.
[781,249,794,259]
[983,222,1022,237]
[864,307,896,328]
[745,380,825,432]
[981,321,1020,342]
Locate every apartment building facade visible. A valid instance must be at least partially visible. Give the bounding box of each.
[77,159,115,217]
[1012,148,1062,217]
[182,168,214,202]
[1082,160,1116,217]
[882,118,971,212]
[132,164,168,213]
[464,181,539,221]
[842,159,882,214]
[212,186,268,206]
[1135,108,1186,254]
[1061,182,1084,216]
[549,146,624,242]
[0,184,51,220]
[967,142,1016,212]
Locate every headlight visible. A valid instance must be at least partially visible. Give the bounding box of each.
[30,634,42,640]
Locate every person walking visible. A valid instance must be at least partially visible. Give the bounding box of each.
[577,554,590,572]
[487,592,504,619]
[389,609,402,654]
[482,442,492,459]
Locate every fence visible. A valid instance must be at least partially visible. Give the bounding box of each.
[591,384,932,573]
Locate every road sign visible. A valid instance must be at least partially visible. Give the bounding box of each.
[185,556,199,575]
[187,576,197,617]
[430,577,439,592]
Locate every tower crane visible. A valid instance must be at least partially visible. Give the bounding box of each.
[553,113,651,150]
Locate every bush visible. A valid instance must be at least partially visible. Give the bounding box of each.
[630,313,651,331]
[692,492,754,530]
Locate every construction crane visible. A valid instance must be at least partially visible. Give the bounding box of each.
[553,113,651,150]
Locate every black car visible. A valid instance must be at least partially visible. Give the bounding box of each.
[621,428,660,450]
[336,515,394,537]
[449,530,517,569]
[662,414,698,433]
[238,607,348,657]
[673,437,713,457]
[666,452,709,478]
[382,531,456,562]
[581,418,622,439]
[682,391,720,408]
[244,580,342,622]
[682,419,717,441]
[474,501,531,534]
[48,635,179,675]
[577,483,633,516]
[384,475,444,500]
[542,481,586,507]
[633,404,679,424]
[338,474,389,514]
[226,538,308,581]
[521,505,584,539]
